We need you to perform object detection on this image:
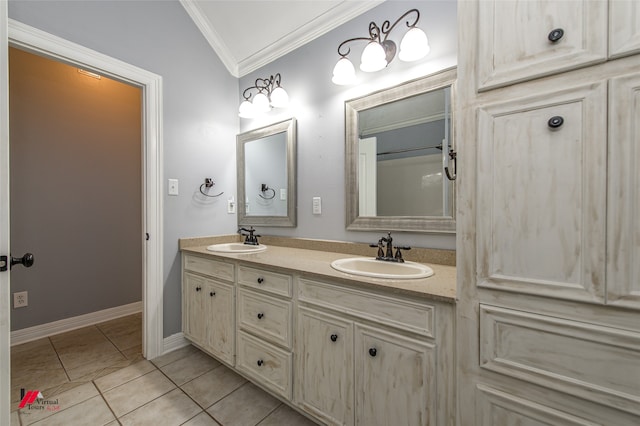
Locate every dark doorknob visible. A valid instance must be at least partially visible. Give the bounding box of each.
[11,253,34,269]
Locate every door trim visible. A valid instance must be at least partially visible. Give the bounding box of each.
[7,19,164,359]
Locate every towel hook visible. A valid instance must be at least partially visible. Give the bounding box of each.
[199,178,224,197]
[444,149,457,181]
[258,184,276,200]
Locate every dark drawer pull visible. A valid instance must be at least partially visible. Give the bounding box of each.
[548,116,564,129]
[210,291,216,297]
[257,359,264,367]
[257,277,264,284]
[195,286,202,292]
[257,313,264,319]
[330,334,338,342]
[369,348,377,357]
[548,28,564,42]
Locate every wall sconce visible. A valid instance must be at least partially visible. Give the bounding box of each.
[239,73,289,119]
[332,9,430,85]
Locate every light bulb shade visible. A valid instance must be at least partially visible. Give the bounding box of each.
[269,86,289,108]
[252,92,271,113]
[332,57,356,85]
[239,100,256,118]
[360,41,387,72]
[398,27,430,62]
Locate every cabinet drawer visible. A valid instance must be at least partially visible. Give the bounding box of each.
[298,278,434,337]
[238,266,292,297]
[237,288,292,348]
[236,331,292,400]
[183,254,234,282]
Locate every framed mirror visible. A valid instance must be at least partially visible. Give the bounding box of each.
[345,67,456,233]
[237,118,297,227]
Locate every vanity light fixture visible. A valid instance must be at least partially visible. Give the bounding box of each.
[239,73,289,118]
[332,8,430,85]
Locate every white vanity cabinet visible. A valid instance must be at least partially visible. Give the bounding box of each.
[235,266,294,399]
[296,278,453,426]
[182,254,235,365]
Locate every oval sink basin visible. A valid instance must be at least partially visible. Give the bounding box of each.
[331,257,434,280]
[206,243,267,253]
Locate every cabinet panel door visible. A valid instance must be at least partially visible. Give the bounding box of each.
[203,280,234,365]
[477,0,606,90]
[477,82,607,303]
[608,72,640,308]
[296,307,354,426]
[183,273,206,344]
[610,0,640,59]
[355,324,435,426]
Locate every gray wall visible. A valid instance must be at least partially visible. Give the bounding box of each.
[8,0,239,336]
[9,47,142,330]
[239,0,457,250]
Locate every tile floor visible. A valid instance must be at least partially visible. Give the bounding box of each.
[10,313,318,426]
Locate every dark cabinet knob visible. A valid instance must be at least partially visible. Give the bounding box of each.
[548,116,564,129]
[10,253,34,269]
[330,334,338,342]
[257,277,264,284]
[195,286,202,292]
[257,359,264,367]
[548,28,564,42]
[369,348,377,357]
[257,313,264,319]
[210,291,216,297]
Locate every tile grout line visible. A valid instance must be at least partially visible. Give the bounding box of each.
[49,335,73,383]
[92,380,122,426]
[254,402,285,426]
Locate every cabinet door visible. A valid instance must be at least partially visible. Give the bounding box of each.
[355,324,435,426]
[610,0,640,59]
[607,72,640,308]
[477,82,607,303]
[183,272,206,344]
[296,307,354,426]
[477,0,606,90]
[202,280,235,365]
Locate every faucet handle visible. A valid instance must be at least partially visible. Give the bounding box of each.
[394,246,411,263]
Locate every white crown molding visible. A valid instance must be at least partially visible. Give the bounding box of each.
[180,0,384,78]
[179,0,239,77]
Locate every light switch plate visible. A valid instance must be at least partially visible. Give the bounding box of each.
[312,196,322,215]
[280,188,287,200]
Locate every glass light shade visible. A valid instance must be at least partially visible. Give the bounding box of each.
[398,27,430,62]
[332,57,356,85]
[238,100,255,118]
[252,92,271,113]
[269,86,289,108]
[360,41,387,72]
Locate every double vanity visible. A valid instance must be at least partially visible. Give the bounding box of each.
[180,236,456,426]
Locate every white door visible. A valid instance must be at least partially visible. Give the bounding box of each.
[1,2,11,423]
[358,137,377,216]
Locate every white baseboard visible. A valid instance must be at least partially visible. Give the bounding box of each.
[162,332,190,355]
[10,301,142,346]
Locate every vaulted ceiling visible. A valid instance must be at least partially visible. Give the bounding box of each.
[179,0,384,77]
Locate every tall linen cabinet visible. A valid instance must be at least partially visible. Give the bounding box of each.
[456,1,640,424]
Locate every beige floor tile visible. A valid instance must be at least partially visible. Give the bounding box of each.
[10,410,19,426]
[11,366,69,404]
[102,369,176,417]
[207,383,281,426]
[11,338,61,374]
[49,326,107,354]
[182,365,247,409]
[94,359,156,392]
[182,411,221,426]
[97,313,142,352]
[151,344,199,368]
[121,343,143,360]
[160,349,221,386]
[257,403,319,426]
[119,388,202,426]
[19,382,99,426]
[29,395,115,426]
[64,349,127,381]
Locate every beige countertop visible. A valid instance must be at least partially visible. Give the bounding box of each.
[181,242,457,304]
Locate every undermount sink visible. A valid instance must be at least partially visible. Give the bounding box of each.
[206,243,267,253]
[330,257,434,280]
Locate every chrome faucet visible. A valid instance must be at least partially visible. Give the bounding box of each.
[238,227,261,245]
[370,232,411,263]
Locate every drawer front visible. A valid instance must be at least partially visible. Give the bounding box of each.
[298,278,434,337]
[237,288,292,348]
[183,254,234,282]
[480,305,640,416]
[236,331,292,399]
[238,266,292,297]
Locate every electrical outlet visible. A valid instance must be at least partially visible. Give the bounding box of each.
[14,291,28,308]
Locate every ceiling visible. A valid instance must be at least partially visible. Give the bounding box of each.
[179,0,384,78]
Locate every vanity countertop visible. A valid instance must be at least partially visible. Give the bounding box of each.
[181,244,456,304]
